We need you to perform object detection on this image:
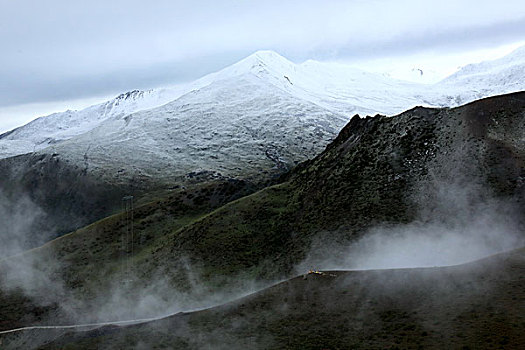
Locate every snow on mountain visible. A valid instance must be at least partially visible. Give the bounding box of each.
[2,46,525,162]
[0,89,181,158]
[42,72,347,186]
[0,50,397,159]
[206,50,425,116]
[433,45,525,106]
[381,67,442,84]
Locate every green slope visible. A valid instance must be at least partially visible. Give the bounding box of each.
[0,179,257,329]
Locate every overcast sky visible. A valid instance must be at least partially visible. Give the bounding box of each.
[1,0,525,132]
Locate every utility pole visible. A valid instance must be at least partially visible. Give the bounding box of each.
[122,195,134,283]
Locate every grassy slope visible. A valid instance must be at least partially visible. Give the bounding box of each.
[0,179,258,329]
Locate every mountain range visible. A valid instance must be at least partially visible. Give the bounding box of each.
[2,46,525,161]
[0,91,524,349]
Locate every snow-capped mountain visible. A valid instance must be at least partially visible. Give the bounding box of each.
[0,86,198,158]
[240,52,424,116]
[2,46,525,162]
[38,69,347,185]
[0,54,351,255]
[433,45,525,106]
[1,50,408,159]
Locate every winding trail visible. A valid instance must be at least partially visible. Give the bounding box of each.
[0,316,162,335]
[2,252,517,337]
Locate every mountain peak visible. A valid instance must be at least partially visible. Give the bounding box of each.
[223,50,295,78]
[245,50,292,64]
[508,44,525,55]
[438,44,525,85]
[114,90,145,102]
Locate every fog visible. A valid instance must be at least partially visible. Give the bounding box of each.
[298,209,522,273]
[0,182,274,334]
[0,190,48,259]
[1,150,523,333]
[298,179,524,273]
[0,221,274,328]
[75,257,272,324]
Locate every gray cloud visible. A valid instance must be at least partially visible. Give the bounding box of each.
[0,51,247,106]
[1,0,525,108]
[330,17,525,61]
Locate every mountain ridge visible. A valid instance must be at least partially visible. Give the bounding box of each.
[3,46,525,159]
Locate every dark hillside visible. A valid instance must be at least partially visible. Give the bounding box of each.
[167,92,525,280]
[0,152,264,255]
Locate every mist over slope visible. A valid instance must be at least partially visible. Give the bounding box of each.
[5,247,522,350]
[0,92,523,344]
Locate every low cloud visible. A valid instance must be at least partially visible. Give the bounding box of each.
[0,190,47,259]
[298,181,524,272]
